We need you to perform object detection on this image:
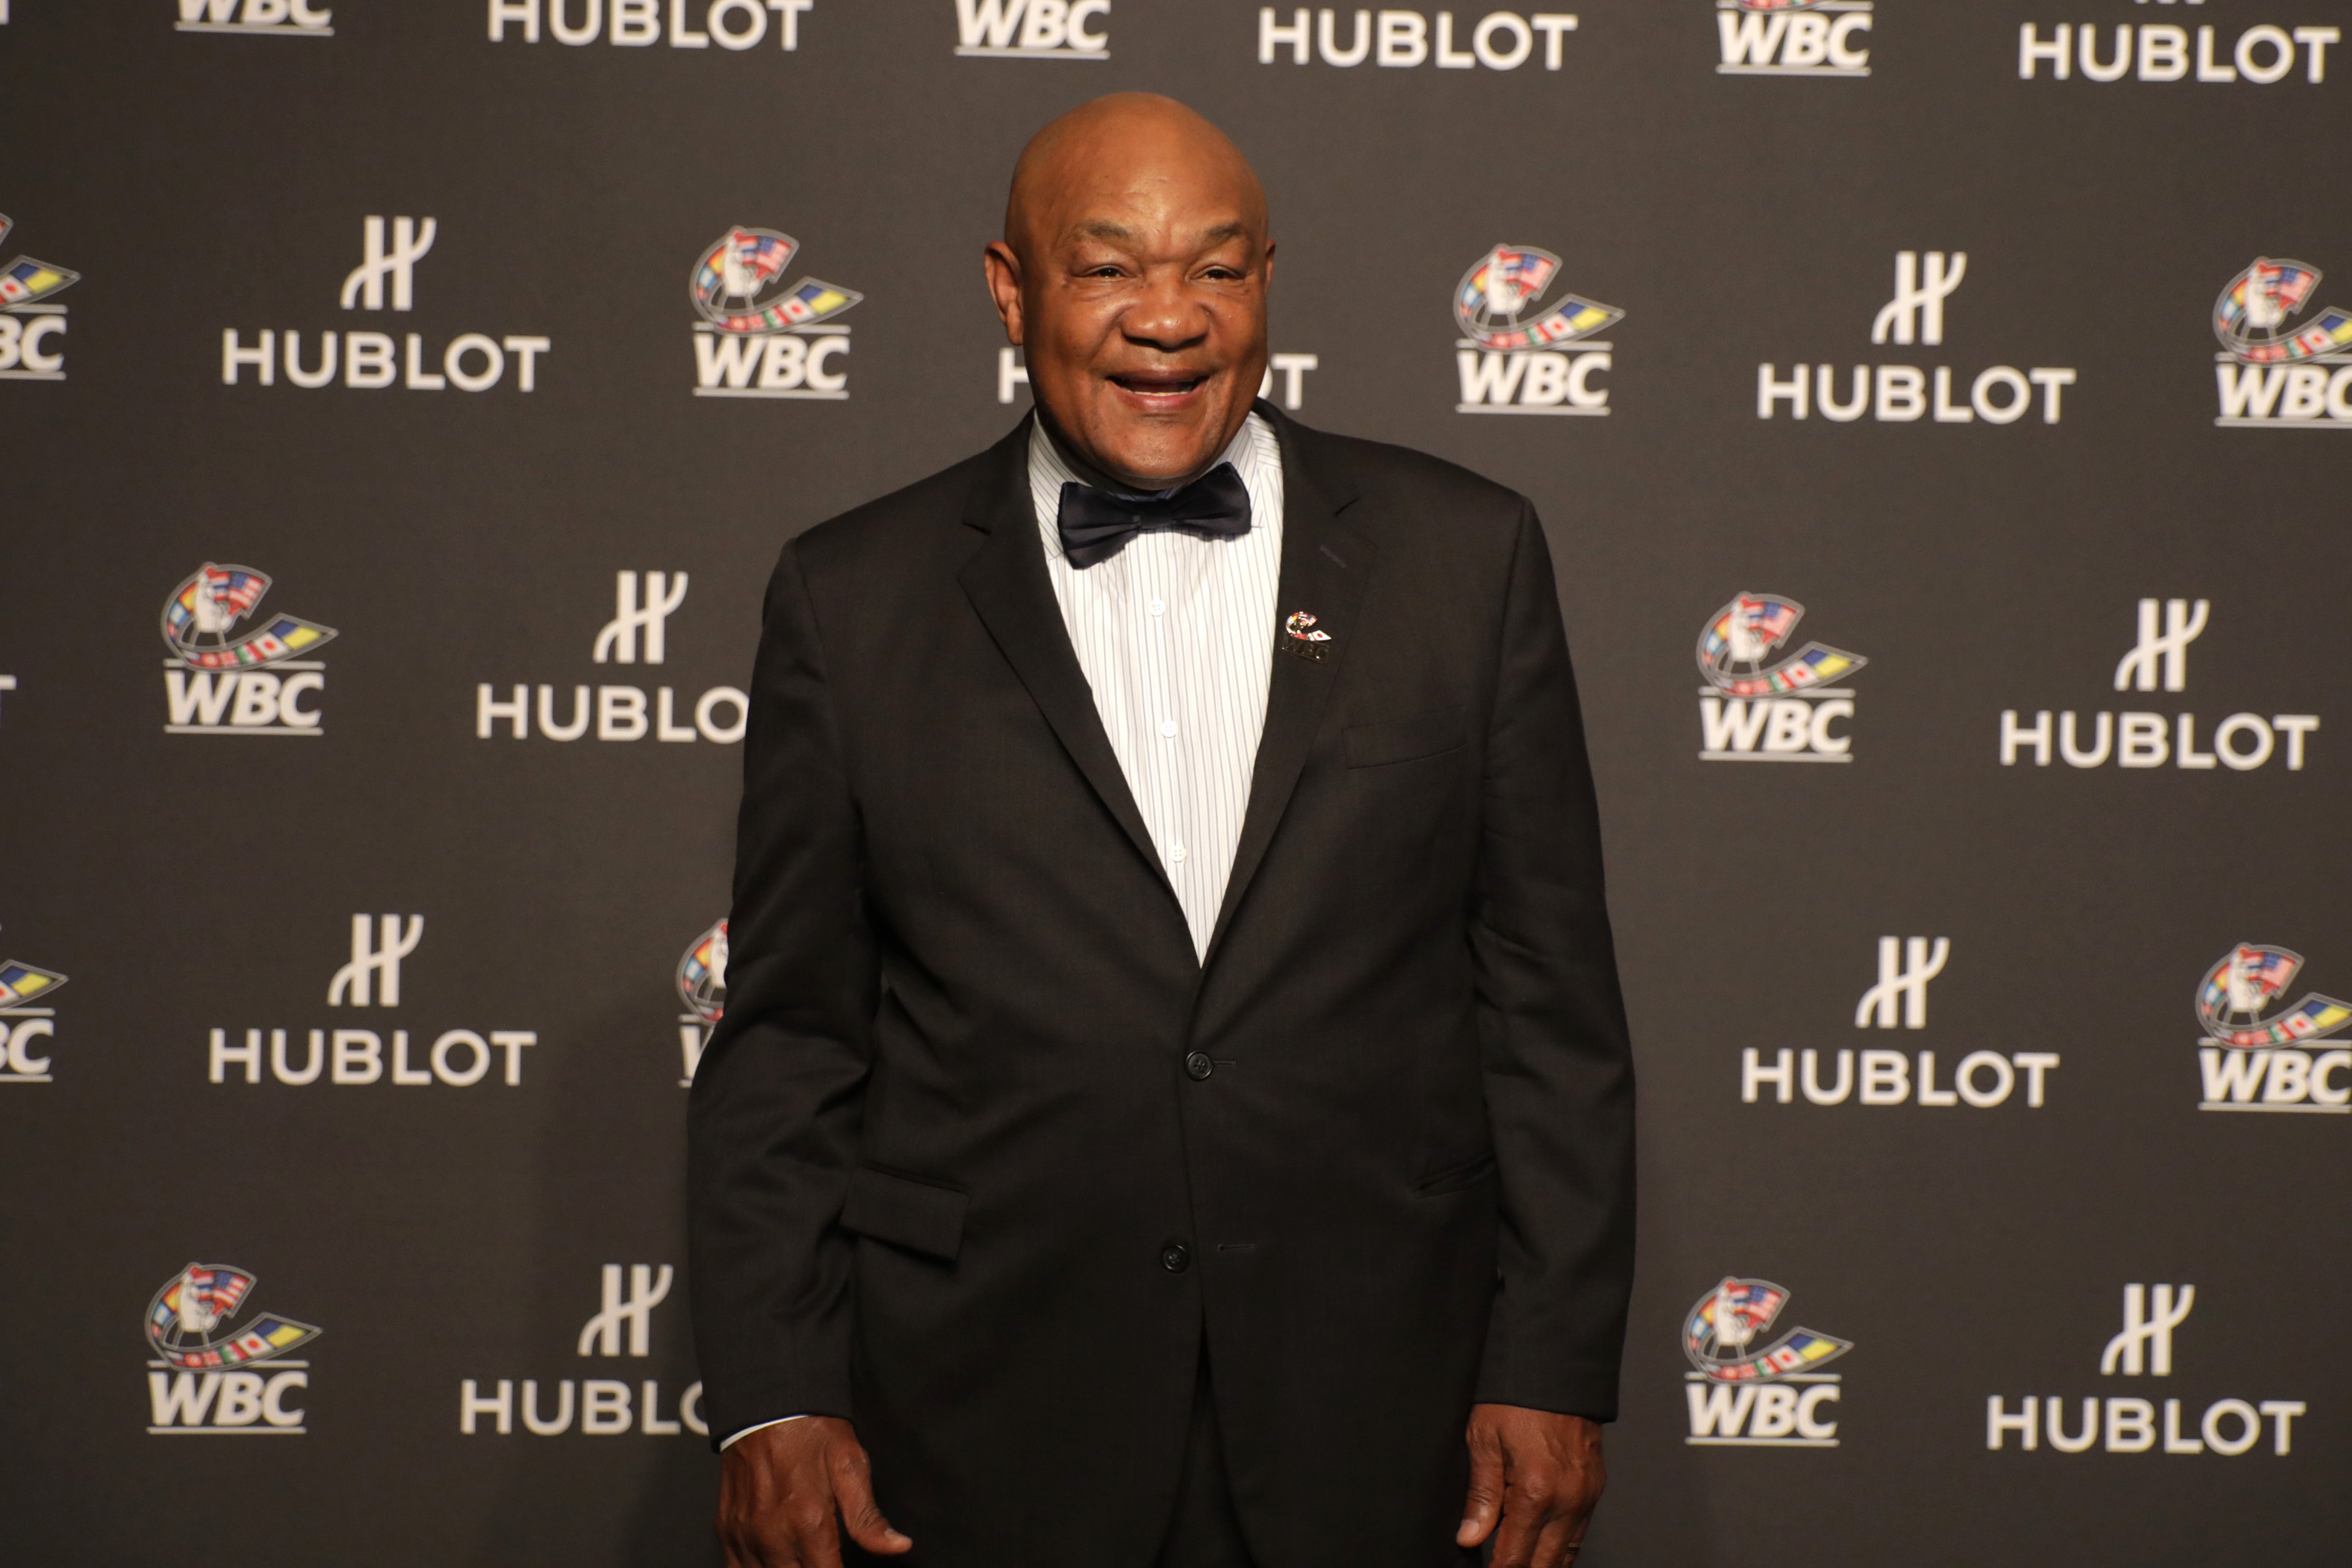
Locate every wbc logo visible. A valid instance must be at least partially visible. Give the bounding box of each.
[954,0,1110,59]
[161,564,338,736]
[1714,0,1871,79]
[675,917,727,1086]
[1695,592,1866,762]
[175,0,333,37]
[1681,1277,1852,1447]
[0,953,68,1083]
[2192,944,2351,1114]
[0,211,78,381]
[689,227,861,400]
[145,1263,323,1435]
[1452,245,1622,415]
[2211,258,2352,427]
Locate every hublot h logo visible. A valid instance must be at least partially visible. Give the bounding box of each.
[2101,1284,2194,1377]
[2112,598,2209,695]
[1854,936,1950,1030]
[1871,251,1966,348]
[578,1264,674,1356]
[327,914,424,1007]
[593,572,689,665]
[340,217,436,312]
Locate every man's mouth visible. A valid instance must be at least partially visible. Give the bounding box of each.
[1108,369,1213,399]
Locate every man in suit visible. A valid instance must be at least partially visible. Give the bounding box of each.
[689,94,1635,1568]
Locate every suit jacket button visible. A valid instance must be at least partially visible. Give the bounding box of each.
[1184,1052,1214,1081]
[1160,1241,1191,1273]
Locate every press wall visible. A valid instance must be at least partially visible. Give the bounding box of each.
[3,3,2346,1563]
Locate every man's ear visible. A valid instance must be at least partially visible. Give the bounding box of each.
[983,241,1026,346]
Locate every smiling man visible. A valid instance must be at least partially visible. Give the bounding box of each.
[690,95,1636,1568]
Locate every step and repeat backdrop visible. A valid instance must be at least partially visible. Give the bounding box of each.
[2,1,2345,1564]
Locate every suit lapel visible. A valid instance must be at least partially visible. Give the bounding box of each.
[1205,406,1373,963]
[955,421,1172,891]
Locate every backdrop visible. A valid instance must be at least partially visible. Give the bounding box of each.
[3,2,2346,1564]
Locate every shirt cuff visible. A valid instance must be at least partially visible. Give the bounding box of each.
[719,1415,809,1451]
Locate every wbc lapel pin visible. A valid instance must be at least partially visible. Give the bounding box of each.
[1280,610,1333,664]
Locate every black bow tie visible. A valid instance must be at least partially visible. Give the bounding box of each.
[1055,463,1251,569]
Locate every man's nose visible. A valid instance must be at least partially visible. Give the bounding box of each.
[1121,272,1210,353]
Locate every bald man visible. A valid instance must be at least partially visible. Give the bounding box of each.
[689,95,1635,1568]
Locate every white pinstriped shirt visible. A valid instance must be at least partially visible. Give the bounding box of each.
[1029,412,1285,963]
[718,415,1285,1449]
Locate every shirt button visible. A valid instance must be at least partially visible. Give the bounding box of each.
[1159,718,1179,738]
[1185,1052,1214,1081]
[1169,843,1188,863]
[1148,598,1166,616]
[1160,1241,1191,1273]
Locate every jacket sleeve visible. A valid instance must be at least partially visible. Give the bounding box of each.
[687,538,876,1446]
[1469,502,1639,1422]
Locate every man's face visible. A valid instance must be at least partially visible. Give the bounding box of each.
[987,140,1272,490]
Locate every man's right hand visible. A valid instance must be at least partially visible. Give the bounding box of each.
[717,1417,913,1568]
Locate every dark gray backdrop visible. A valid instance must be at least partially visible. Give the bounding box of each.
[3,1,2345,1563]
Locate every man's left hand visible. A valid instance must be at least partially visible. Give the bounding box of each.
[1455,1404,1605,1568]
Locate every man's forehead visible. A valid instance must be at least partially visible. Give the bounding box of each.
[1056,214,1257,251]
[1008,96,1267,258]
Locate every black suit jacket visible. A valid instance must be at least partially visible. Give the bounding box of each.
[689,404,1635,1568]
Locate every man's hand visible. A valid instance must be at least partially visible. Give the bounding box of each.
[717,1417,912,1568]
[1456,1404,1605,1568]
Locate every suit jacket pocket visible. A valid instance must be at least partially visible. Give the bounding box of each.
[1411,1150,1497,1199]
[1345,706,1467,769]
[840,1165,970,1261]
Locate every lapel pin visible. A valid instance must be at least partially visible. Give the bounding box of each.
[1280,610,1333,664]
